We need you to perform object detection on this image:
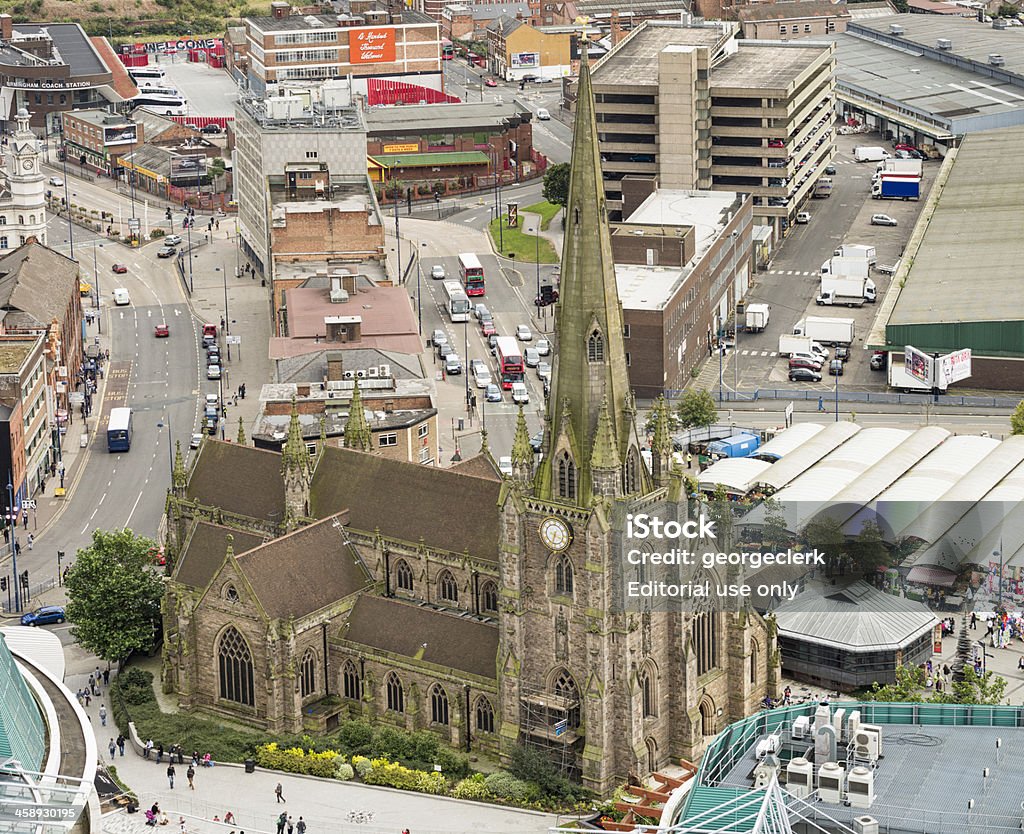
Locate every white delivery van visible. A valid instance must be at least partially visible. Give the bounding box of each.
[113,288,131,306]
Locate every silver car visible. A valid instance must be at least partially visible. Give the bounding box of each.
[430,264,446,279]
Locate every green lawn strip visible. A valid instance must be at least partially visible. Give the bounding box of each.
[488,218,559,264]
[522,201,562,230]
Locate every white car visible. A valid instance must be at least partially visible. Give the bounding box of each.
[430,264,446,280]
[498,456,513,476]
[48,176,63,187]
[190,433,204,449]
[870,214,898,227]
[795,211,811,224]
[511,382,529,404]
[207,364,221,380]
[537,361,551,381]
[524,348,540,368]
[536,339,551,356]
[164,234,183,246]
[475,368,492,388]
[536,108,551,120]
[516,324,533,341]
[113,288,131,306]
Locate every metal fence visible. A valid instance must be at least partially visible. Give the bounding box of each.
[1,575,58,613]
[664,388,1020,409]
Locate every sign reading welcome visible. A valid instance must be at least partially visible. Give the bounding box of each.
[349,28,396,64]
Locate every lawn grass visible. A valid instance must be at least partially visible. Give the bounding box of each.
[522,201,562,230]
[488,218,559,264]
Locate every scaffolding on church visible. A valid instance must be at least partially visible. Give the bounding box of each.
[518,681,581,781]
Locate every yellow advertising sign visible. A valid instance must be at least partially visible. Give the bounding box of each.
[383,143,419,154]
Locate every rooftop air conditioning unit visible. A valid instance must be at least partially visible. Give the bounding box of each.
[755,733,781,760]
[355,370,367,378]
[989,53,1005,65]
[343,370,355,379]
[327,391,337,399]
[889,24,904,35]
[854,726,881,763]
[832,708,846,739]
[936,38,952,49]
[786,757,813,800]
[853,816,879,834]
[848,766,875,809]
[754,753,780,789]
[379,364,391,377]
[792,715,811,740]
[813,703,831,733]
[847,710,861,740]
[818,762,845,804]
[367,367,379,378]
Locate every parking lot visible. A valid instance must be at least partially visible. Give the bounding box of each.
[154,55,240,117]
[729,131,940,395]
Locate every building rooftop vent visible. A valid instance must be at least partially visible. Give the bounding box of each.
[936,38,952,49]
[989,53,1005,65]
[889,24,904,35]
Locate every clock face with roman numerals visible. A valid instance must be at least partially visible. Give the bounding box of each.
[539,516,573,552]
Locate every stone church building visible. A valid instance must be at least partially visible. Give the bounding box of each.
[162,61,779,794]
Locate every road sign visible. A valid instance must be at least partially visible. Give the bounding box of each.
[507,202,518,228]
[226,335,241,345]
[22,500,36,510]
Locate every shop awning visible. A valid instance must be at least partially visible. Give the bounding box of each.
[907,564,958,587]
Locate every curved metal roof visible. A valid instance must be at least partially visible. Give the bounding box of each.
[698,457,773,495]
[755,421,861,492]
[754,422,826,462]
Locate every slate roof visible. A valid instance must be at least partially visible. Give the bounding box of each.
[186,441,286,524]
[449,453,501,481]
[310,446,501,561]
[235,515,373,619]
[175,521,269,590]
[737,1,851,21]
[489,14,525,37]
[342,595,498,679]
[0,243,79,325]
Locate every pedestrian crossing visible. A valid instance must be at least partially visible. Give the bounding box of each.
[739,350,779,357]
[765,269,819,277]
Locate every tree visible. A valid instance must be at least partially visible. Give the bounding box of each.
[676,389,718,430]
[864,662,1007,705]
[801,515,846,575]
[64,529,163,664]
[1012,400,1024,435]
[760,498,791,553]
[541,163,571,208]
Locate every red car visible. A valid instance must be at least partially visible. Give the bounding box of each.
[484,78,498,87]
[112,263,128,274]
[480,320,496,336]
[155,323,170,338]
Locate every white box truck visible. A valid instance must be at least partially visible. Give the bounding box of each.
[793,316,855,346]
[778,334,813,357]
[876,158,923,177]
[834,244,876,265]
[888,362,930,393]
[854,146,890,163]
[816,276,876,307]
[745,303,771,333]
[821,257,870,279]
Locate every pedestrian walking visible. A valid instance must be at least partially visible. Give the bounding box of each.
[275,783,285,803]
[971,611,978,630]
[99,704,107,726]
[26,533,32,550]
[83,690,91,706]
[117,735,126,756]
[88,674,95,690]
[276,813,287,834]
[287,817,293,834]
[817,396,825,412]
[186,765,195,790]
[167,764,176,790]
[109,738,116,759]
[295,818,305,834]
[103,668,110,686]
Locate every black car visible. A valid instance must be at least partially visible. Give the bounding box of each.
[835,346,850,363]
[870,352,886,371]
[201,123,221,134]
[789,368,822,382]
[530,431,544,454]
[824,165,837,175]
[829,359,844,376]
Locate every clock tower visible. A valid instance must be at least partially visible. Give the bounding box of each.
[5,107,47,248]
[496,62,778,794]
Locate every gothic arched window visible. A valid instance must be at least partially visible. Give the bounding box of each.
[639,663,657,718]
[438,569,458,603]
[623,447,639,494]
[553,668,581,729]
[430,684,449,725]
[699,697,715,735]
[558,453,577,500]
[694,611,719,677]
[554,554,574,596]
[480,580,499,613]
[217,627,254,707]
[587,330,604,362]
[750,641,759,685]
[385,672,405,713]
[475,696,495,733]
[300,648,316,698]
[395,558,413,592]
[342,660,362,701]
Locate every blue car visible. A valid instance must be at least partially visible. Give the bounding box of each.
[20,605,66,626]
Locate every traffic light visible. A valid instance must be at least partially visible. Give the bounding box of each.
[20,570,28,588]
[166,208,172,220]
[1,576,7,591]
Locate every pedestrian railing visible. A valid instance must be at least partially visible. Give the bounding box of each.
[663,388,1020,409]
[1,576,58,613]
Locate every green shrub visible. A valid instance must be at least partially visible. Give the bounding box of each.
[453,773,494,801]
[363,757,448,794]
[351,755,371,778]
[254,743,339,778]
[335,762,354,781]
[484,772,537,803]
[331,719,374,756]
[151,228,165,238]
[508,744,578,801]
[116,668,155,705]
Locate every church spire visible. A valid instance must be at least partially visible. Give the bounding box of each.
[172,440,186,495]
[236,416,247,445]
[281,397,308,474]
[535,59,635,506]
[510,406,534,486]
[650,395,673,486]
[281,397,310,529]
[343,381,372,451]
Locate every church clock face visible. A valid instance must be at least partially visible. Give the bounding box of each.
[539,516,573,552]
[21,158,34,172]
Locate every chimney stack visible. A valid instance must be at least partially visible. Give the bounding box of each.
[610,10,622,47]
[326,351,345,381]
[0,15,13,40]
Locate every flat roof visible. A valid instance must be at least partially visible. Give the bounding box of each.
[65,108,130,128]
[614,263,685,311]
[889,126,1024,326]
[711,41,833,91]
[0,340,36,374]
[9,23,107,77]
[834,33,1024,134]
[852,13,1024,80]
[365,100,529,133]
[247,10,435,31]
[371,151,489,167]
[591,20,731,86]
[738,1,852,22]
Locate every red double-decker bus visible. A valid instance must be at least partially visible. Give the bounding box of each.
[441,39,454,60]
[458,253,485,297]
[494,336,524,389]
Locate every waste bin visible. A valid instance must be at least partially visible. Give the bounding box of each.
[244,759,256,773]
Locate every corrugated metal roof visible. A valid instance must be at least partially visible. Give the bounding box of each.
[0,627,65,680]
[698,458,772,495]
[754,423,825,462]
[774,580,937,650]
[755,422,861,491]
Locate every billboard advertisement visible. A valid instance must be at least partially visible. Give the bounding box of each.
[170,154,207,179]
[349,28,396,64]
[104,125,138,146]
[904,345,932,386]
[511,52,539,68]
[940,348,972,387]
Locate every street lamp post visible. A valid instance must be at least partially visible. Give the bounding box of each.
[416,242,427,335]
[185,212,195,294]
[834,360,840,422]
[6,478,19,612]
[223,262,231,360]
[493,154,503,251]
[717,323,724,404]
[61,145,74,259]
[535,222,541,329]
[92,241,102,333]
[464,317,470,410]
[392,160,402,283]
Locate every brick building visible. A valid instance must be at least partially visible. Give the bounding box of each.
[60,109,142,176]
[485,16,572,80]
[737,1,851,41]
[243,1,443,98]
[0,334,48,510]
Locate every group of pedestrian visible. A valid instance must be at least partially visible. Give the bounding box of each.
[106,735,126,758]
[165,760,197,790]
[274,813,306,834]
